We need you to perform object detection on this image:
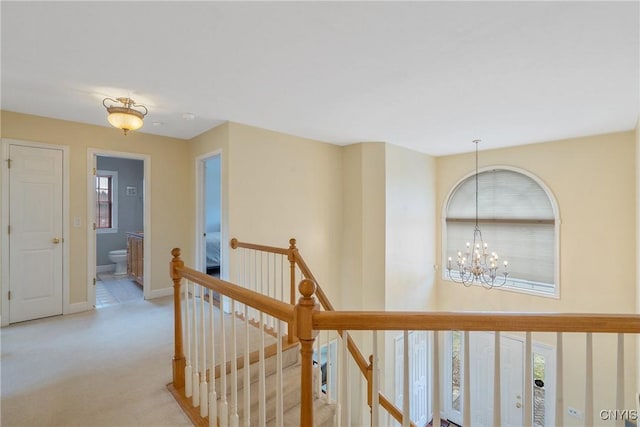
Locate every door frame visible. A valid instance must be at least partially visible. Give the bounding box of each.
[87,149,151,303]
[1,138,70,326]
[195,150,225,277]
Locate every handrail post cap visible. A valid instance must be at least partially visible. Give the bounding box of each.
[171,248,181,258]
[299,278,316,297]
[289,238,297,248]
[230,238,238,249]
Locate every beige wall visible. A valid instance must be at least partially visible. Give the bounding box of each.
[340,142,387,311]
[436,131,636,313]
[189,122,230,276]
[187,121,345,305]
[0,111,192,308]
[436,131,637,424]
[385,143,437,311]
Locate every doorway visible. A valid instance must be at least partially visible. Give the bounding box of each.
[445,331,556,426]
[87,149,151,306]
[195,151,222,277]
[1,139,70,325]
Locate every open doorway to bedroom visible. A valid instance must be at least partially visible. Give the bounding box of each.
[197,152,222,278]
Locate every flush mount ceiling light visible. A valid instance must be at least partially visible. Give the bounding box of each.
[102,97,148,135]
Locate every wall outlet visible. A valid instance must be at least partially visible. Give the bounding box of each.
[568,407,583,418]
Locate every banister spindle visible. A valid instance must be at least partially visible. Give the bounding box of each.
[230,300,239,426]
[219,296,229,427]
[371,330,380,426]
[616,333,624,427]
[555,333,563,426]
[184,282,192,398]
[192,283,200,408]
[258,311,266,426]
[209,286,217,427]
[402,330,410,427]
[585,332,593,426]
[243,304,250,427]
[463,331,470,427]
[493,331,501,426]
[432,331,441,427]
[200,285,208,417]
[276,316,284,426]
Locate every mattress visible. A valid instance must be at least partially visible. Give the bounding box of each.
[206,231,221,268]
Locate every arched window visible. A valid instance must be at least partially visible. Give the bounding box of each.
[444,167,559,296]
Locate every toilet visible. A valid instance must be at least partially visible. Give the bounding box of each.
[108,249,128,276]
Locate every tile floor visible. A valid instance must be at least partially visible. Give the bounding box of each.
[95,272,143,308]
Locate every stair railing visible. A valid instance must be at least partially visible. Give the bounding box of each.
[175,240,640,426]
[170,248,308,427]
[230,238,416,426]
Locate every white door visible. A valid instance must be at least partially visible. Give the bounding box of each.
[395,331,431,426]
[9,144,63,323]
[468,332,524,427]
[500,335,525,426]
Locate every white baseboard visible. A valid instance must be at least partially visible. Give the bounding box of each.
[65,300,93,315]
[147,287,174,299]
[97,264,115,273]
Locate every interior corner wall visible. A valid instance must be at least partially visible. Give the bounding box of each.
[0,110,192,306]
[341,144,365,310]
[224,122,344,307]
[384,143,437,311]
[436,131,636,424]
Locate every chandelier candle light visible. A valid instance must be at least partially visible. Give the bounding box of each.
[102,97,148,135]
[446,140,509,288]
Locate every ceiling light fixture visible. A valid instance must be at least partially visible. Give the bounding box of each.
[446,140,509,288]
[102,97,148,135]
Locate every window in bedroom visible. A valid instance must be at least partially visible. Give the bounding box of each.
[444,167,559,296]
[96,170,118,233]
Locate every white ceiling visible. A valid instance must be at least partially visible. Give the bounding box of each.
[1,1,638,156]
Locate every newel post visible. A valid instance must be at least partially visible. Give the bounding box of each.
[170,248,185,389]
[295,278,319,427]
[288,238,298,343]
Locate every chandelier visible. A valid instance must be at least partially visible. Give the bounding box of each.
[102,97,148,135]
[446,140,508,288]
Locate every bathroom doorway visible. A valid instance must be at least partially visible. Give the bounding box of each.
[87,150,151,308]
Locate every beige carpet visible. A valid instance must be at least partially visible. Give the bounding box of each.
[1,295,192,427]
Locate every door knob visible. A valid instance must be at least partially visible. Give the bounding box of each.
[52,237,60,244]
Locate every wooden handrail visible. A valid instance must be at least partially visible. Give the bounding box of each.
[292,250,334,311]
[294,249,411,423]
[230,238,289,255]
[229,239,411,426]
[293,250,371,376]
[312,311,640,333]
[175,264,294,323]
